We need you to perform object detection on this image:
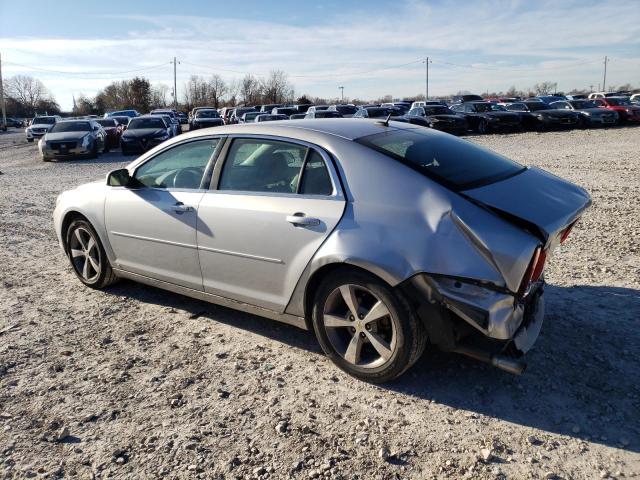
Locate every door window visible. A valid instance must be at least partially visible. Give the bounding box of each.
[299,150,333,195]
[134,139,218,189]
[218,139,307,193]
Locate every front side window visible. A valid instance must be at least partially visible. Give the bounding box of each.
[134,139,218,189]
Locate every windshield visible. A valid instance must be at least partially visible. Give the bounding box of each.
[128,118,166,129]
[196,110,220,118]
[607,98,631,106]
[97,119,117,127]
[570,100,597,109]
[335,105,358,114]
[33,117,56,125]
[526,103,550,111]
[316,111,342,118]
[473,103,507,112]
[49,121,92,133]
[424,106,451,115]
[357,129,524,190]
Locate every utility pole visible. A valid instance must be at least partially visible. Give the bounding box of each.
[338,86,344,102]
[0,52,7,128]
[171,57,180,110]
[602,56,608,92]
[589,84,594,93]
[424,57,431,99]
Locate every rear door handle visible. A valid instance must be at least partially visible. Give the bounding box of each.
[172,202,194,214]
[286,213,320,227]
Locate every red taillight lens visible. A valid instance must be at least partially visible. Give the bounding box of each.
[560,220,577,244]
[518,247,546,297]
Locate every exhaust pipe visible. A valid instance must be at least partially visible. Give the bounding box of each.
[449,346,526,375]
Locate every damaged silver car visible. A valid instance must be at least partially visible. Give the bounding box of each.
[53,119,590,382]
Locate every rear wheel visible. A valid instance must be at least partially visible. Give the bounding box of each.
[312,270,426,383]
[65,219,117,289]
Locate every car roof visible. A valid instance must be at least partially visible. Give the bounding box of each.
[174,118,421,142]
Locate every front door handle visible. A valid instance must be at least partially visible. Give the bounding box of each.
[172,202,194,214]
[286,212,320,227]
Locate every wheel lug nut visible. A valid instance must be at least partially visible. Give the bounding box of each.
[360,332,366,338]
[365,324,371,330]
[358,314,364,319]
[349,315,354,321]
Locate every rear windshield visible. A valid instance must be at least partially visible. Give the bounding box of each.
[196,110,220,118]
[357,129,525,190]
[335,105,357,114]
[129,118,166,129]
[97,119,117,127]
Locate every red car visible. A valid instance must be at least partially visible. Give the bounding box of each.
[96,118,123,149]
[593,97,640,123]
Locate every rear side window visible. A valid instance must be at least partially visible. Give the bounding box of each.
[356,129,525,190]
[299,151,333,195]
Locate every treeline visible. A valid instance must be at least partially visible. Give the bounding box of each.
[2,75,61,117]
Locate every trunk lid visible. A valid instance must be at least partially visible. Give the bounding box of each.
[461,167,591,243]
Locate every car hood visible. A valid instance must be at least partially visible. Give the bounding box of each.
[123,128,165,138]
[45,131,90,141]
[194,118,223,122]
[462,167,591,244]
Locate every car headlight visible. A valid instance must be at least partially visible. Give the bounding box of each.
[82,134,91,147]
[582,111,591,116]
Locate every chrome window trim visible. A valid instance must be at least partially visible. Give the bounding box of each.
[209,133,345,200]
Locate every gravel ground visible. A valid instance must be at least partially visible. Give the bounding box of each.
[0,126,638,479]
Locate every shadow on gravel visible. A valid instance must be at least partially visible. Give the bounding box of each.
[106,281,639,452]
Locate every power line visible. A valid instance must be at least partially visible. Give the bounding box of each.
[2,60,170,76]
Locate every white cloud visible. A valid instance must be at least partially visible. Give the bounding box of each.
[2,0,639,109]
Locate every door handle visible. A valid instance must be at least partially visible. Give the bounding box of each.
[172,202,194,214]
[286,213,320,227]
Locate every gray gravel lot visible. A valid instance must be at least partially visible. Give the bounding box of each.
[0,126,639,479]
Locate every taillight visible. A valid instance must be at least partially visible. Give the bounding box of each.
[560,220,577,244]
[518,247,546,297]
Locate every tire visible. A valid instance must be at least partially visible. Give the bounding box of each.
[311,270,426,383]
[27,138,34,143]
[477,119,489,134]
[42,156,51,162]
[65,219,117,289]
[89,142,98,159]
[103,140,110,153]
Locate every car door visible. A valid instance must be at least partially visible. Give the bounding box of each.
[196,136,346,312]
[105,137,222,290]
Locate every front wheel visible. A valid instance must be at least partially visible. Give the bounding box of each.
[312,270,426,383]
[65,219,117,289]
[477,119,489,134]
[27,138,34,143]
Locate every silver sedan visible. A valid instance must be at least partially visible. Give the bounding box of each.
[53,119,591,382]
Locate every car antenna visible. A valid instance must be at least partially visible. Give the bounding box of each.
[377,113,392,127]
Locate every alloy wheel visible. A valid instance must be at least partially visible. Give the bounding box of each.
[69,227,101,282]
[322,284,397,369]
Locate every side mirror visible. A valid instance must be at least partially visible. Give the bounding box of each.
[107,168,133,187]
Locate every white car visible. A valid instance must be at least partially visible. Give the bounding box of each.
[26,115,62,142]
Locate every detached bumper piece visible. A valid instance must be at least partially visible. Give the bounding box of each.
[401,274,545,374]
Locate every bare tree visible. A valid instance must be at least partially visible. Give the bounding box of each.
[260,70,293,104]
[150,84,169,109]
[240,74,261,105]
[208,75,227,108]
[533,81,557,95]
[4,75,51,113]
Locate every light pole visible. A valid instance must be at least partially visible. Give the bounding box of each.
[602,56,608,92]
[170,57,180,110]
[423,57,432,100]
[339,86,344,102]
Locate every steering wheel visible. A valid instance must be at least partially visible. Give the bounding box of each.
[173,167,203,189]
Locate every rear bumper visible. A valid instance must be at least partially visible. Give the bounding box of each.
[402,274,544,354]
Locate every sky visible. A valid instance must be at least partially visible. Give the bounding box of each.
[1,0,639,110]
